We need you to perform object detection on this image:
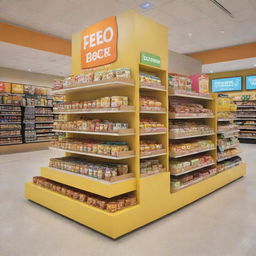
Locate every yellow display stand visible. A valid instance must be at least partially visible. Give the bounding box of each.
[25,10,246,239]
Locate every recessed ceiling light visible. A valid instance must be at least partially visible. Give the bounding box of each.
[253,64,256,67]
[210,70,214,73]
[27,68,31,72]
[188,33,193,37]
[139,1,152,9]
[219,30,225,34]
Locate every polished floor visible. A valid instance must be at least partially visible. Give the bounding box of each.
[0,144,255,256]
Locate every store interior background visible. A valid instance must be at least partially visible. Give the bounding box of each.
[0,0,256,255]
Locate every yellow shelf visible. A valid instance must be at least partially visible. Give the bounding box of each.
[169,132,215,139]
[40,167,136,198]
[53,106,135,115]
[170,147,216,158]
[52,129,135,136]
[168,92,213,100]
[52,78,135,94]
[49,147,135,160]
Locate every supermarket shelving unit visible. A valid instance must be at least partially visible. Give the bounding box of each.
[24,10,246,239]
[169,90,217,192]
[234,99,256,143]
[216,94,245,171]
[0,104,23,146]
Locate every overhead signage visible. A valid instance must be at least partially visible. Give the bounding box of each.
[212,77,242,92]
[81,16,118,69]
[140,52,161,68]
[246,75,256,90]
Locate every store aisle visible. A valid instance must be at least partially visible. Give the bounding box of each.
[0,145,255,256]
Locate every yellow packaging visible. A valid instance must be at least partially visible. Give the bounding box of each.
[12,83,24,94]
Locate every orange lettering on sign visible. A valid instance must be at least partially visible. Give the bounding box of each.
[81,16,118,69]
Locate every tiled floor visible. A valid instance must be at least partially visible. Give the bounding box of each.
[0,144,255,256]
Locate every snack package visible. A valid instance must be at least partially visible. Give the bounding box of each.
[11,83,24,94]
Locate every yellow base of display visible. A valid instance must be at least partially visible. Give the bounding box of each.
[25,163,246,239]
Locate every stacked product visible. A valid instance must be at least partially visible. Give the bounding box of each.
[217,94,243,167]
[140,140,165,157]
[140,96,165,112]
[139,73,165,90]
[49,157,130,181]
[32,176,136,213]
[232,94,256,141]
[140,159,165,177]
[140,118,166,134]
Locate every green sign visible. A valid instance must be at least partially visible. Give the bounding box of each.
[140,52,161,68]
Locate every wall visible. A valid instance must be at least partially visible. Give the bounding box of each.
[0,67,63,88]
[208,68,256,94]
[168,50,202,75]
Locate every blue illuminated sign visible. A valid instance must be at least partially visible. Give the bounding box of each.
[212,77,242,92]
[246,75,256,90]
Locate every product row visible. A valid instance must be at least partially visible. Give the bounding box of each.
[0,124,21,130]
[32,176,136,213]
[169,139,215,157]
[217,156,242,173]
[51,138,131,157]
[169,121,214,138]
[0,137,22,145]
[170,154,215,175]
[35,107,53,115]
[49,157,129,181]
[217,112,236,120]
[140,118,166,133]
[218,123,239,133]
[53,119,129,133]
[54,96,129,111]
[0,116,21,123]
[239,131,256,138]
[53,67,131,90]
[0,105,21,111]
[218,148,239,161]
[169,102,213,117]
[140,140,164,156]
[171,165,217,192]
[0,130,21,137]
[218,137,239,152]
[168,73,209,95]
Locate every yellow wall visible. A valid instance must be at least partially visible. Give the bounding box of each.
[209,68,256,94]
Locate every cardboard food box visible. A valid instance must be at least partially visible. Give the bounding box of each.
[12,83,24,94]
[190,74,209,94]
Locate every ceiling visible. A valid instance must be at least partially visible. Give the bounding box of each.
[202,57,256,73]
[0,0,255,77]
[0,42,71,76]
[0,0,256,54]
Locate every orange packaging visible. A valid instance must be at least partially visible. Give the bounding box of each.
[81,16,118,69]
[4,82,11,93]
[11,83,24,94]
